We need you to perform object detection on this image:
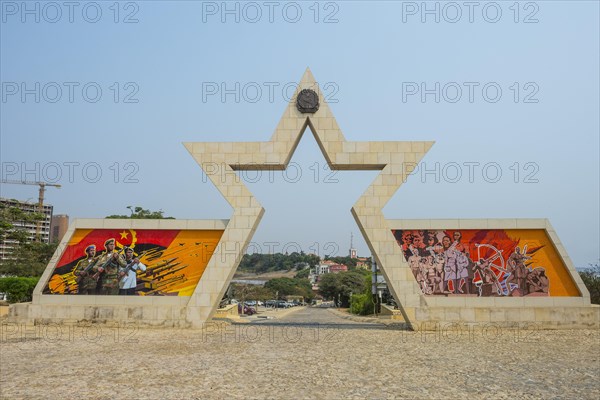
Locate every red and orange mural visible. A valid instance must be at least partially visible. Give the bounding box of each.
[43,228,224,296]
[392,229,580,297]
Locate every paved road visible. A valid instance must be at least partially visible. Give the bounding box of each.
[246,306,394,330]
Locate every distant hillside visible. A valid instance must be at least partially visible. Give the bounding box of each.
[233,269,298,280]
[237,252,319,274]
[236,253,370,274]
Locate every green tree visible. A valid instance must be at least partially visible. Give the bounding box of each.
[350,273,376,315]
[0,241,57,277]
[106,206,174,219]
[580,263,600,304]
[0,202,55,277]
[0,203,45,244]
[232,284,274,304]
[0,277,39,303]
[294,268,310,279]
[318,271,367,307]
[265,277,312,299]
[238,252,320,274]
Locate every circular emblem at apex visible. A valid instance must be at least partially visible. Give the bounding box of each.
[296,89,319,113]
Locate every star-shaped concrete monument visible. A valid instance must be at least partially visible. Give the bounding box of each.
[184,68,433,324]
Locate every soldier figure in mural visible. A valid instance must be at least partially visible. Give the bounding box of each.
[442,235,468,294]
[527,267,549,294]
[432,244,446,294]
[119,246,147,295]
[455,253,470,294]
[506,246,532,295]
[465,252,477,294]
[94,238,127,295]
[417,256,431,294]
[452,231,467,252]
[423,255,437,295]
[441,236,454,292]
[424,234,437,252]
[474,255,504,296]
[75,245,99,295]
[412,234,426,255]
[408,245,421,282]
[451,232,470,294]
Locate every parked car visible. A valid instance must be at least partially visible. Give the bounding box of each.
[238,303,256,315]
[265,300,277,308]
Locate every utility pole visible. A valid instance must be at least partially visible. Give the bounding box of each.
[371,256,378,316]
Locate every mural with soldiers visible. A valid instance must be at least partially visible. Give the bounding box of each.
[43,228,223,296]
[391,229,581,297]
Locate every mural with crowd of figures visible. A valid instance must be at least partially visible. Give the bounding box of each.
[391,229,581,297]
[43,228,223,296]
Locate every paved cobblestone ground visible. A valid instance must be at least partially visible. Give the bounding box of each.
[1,308,598,400]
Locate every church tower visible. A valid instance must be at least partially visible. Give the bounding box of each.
[349,232,357,259]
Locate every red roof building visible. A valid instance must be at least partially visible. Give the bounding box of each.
[329,264,348,273]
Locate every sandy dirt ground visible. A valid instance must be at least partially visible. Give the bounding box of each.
[1,308,599,400]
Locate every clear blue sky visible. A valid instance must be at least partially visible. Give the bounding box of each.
[1,1,598,267]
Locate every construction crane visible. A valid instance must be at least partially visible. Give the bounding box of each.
[0,179,62,241]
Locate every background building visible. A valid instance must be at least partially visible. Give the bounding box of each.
[329,264,348,274]
[315,263,330,275]
[50,214,69,243]
[0,198,53,263]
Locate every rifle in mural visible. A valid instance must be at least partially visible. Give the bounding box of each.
[155,265,186,280]
[118,260,138,281]
[48,259,97,293]
[75,258,99,285]
[118,250,149,282]
[144,275,187,295]
[144,266,187,289]
[91,254,122,282]
[145,258,178,275]
[152,262,182,277]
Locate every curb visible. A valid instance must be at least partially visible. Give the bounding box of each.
[326,308,407,327]
[223,305,307,324]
